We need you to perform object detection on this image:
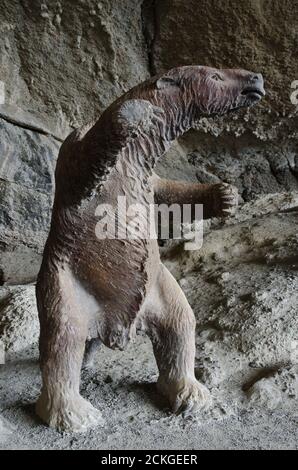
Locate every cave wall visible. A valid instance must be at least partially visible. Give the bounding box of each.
[149,0,298,194]
[0,0,298,284]
[0,0,149,136]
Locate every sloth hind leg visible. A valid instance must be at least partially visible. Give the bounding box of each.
[35,267,103,432]
[144,264,211,415]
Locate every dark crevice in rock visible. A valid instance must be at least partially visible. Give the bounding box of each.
[242,367,279,392]
[288,155,298,178]
[266,160,285,187]
[141,0,158,76]
[265,153,298,189]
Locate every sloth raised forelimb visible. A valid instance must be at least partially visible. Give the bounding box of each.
[152,175,239,219]
[36,66,265,432]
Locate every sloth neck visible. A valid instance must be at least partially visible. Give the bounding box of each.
[115,87,197,179]
[117,94,196,186]
[137,87,196,143]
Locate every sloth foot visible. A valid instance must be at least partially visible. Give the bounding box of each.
[213,182,239,217]
[36,392,104,433]
[157,376,211,415]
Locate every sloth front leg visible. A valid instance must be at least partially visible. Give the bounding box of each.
[144,263,211,414]
[153,176,238,219]
[36,266,103,432]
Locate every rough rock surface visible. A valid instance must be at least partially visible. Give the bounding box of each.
[0,285,38,353]
[0,0,149,138]
[0,118,59,284]
[0,416,15,449]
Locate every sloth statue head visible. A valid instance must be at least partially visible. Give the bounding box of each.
[155,65,265,117]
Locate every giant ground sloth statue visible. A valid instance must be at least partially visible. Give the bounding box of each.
[36,66,265,432]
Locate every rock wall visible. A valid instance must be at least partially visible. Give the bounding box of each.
[1,1,298,284]
[0,0,149,136]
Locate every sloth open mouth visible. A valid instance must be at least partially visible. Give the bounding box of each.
[241,86,266,100]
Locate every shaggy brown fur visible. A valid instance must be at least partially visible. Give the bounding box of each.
[36,66,265,432]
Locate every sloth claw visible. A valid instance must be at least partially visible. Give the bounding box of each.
[215,182,239,217]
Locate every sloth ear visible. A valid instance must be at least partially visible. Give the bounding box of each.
[155,76,180,90]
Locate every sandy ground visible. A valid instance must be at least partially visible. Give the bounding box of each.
[0,337,297,450]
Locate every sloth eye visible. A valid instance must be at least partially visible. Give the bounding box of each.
[211,73,224,82]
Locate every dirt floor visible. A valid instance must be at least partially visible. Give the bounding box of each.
[0,336,297,450]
